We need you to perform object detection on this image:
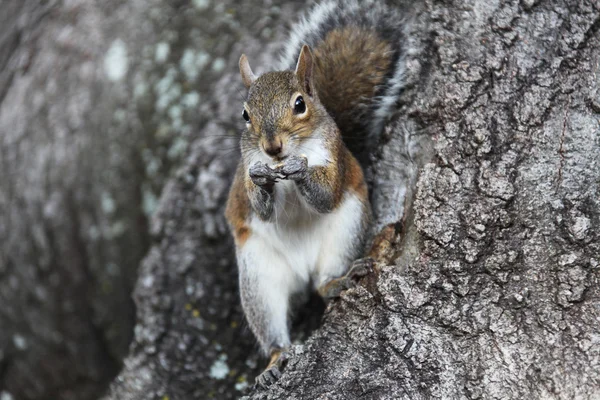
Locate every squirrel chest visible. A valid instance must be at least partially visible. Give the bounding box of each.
[249,182,364,283]
[246,140,364,283]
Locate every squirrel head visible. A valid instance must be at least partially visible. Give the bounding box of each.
[239,45,328,161]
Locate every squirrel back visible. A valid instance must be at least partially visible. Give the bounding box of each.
[279,0,406,161]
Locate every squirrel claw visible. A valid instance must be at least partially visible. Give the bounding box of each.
[254,349,290,390]
[279,155,308,180]
[318,257,375,300]
[347,257,374,279]
[255,366,281,389]
[249,162,279,187]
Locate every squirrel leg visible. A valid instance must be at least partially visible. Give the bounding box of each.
[237,236,296,386]
[317,257,374,300]
[311,193,372,300]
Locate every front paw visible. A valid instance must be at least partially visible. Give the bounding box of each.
[249,162,280,187]
[279,155,308,180]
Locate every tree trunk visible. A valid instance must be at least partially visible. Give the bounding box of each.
[1,0,295,399]
[3,0,599,399]
[1,0,303,399]
[0,1,146,398]
[108,0,600,399]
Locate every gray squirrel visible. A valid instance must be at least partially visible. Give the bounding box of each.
[225,0,406,388]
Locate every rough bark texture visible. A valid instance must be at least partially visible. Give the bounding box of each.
[109,0,600,398]
[1,0,290,398]
[3,0,600,399]
[243,0,600,398]
[0,1,146,398]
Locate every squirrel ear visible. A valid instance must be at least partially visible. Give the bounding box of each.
[295,45,314,96]
[239,54,256,89]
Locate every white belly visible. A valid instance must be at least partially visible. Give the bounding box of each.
[249,181,364,286]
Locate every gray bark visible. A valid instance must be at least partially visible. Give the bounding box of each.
[0,1,145,398]
[2,0,599,399]
[1,0,303,399]
[109,0,600,399]
[243,0,600,398]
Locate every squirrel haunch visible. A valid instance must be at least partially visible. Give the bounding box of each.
[225,0,405,388]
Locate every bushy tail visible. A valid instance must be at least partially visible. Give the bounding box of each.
[279,0,407,162]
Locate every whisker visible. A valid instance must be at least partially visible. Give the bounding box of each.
[195,136,240,142]
[217,149,243,157]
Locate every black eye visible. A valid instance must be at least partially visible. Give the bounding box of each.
[294,96,306,114]
[242,109,250,122]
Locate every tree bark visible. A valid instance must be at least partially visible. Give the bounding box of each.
[243,0,600,398]
[108,0,600,399]
[3,0,600,399]
[0,1,145,398]
[1,0,292,398]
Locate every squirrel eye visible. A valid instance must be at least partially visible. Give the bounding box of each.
[242,109,250,122]
[294,96,306,114]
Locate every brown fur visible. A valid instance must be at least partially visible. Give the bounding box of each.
[309,137,369,211]
[229,40,374,242]
[310,134,345,208]
[313,27,392,139]
[242,71,312,156]
[342,147,368,200]
[230,54,370,231]
[317,276,344,299]
[240,32,391,163]
[267,349,283,369]
[225,164,251,247]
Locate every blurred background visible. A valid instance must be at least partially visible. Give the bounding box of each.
[0,1,303,399]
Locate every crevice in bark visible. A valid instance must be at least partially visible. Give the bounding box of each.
[555,95,571,190]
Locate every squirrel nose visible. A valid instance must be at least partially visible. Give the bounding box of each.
[264,141,282,157]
